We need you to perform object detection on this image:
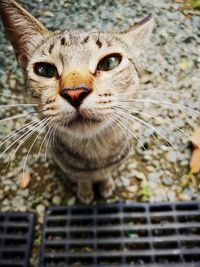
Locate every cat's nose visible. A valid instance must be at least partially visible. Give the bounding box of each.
[60,87,92,108]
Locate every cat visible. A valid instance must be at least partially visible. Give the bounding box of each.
[0,0,154,203]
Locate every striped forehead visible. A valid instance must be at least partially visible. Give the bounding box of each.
[44,31,114,53]
[62,31,107,47]
[36,31,119,70]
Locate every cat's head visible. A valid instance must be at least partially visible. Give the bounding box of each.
[0,0,154,139]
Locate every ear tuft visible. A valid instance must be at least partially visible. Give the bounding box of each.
[0,0,48,68]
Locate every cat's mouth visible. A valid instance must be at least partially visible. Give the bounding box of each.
[67,112,102,127]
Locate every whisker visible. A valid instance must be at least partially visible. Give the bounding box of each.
[104,114,118,138]
[0,119,46,160]
[113,107,176,148]
[0,107,51,149]
[117,105,191,141]
[110,112,146,150]
[0,112,32,123]
[0,103,39,108]
[0,93,26,100]
[37,120,54,159]
[110,111,161,149]
[0,120,39,151]
[6,118,50,173]
[22,117,52,177]
[119,99,200,118]
[0,105,49,125]
[50,121,59,150]
[108,112,132,149]
[0,93,44,106]
[44,121,59,162]
[115,90,196,99]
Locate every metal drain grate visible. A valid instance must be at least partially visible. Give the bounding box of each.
[40,202,200,267]
[0,212,35,267]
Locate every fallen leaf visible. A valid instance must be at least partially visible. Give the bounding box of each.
[17,171,31,189]
[190,148,200,174]
[174,0,187,3]
[191,128,200,148]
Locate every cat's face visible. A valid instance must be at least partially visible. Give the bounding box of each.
[26,31,140,138]
[0,0,153,139]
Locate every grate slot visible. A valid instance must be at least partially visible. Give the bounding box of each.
[0,212,35,267]
[40,202,200,267]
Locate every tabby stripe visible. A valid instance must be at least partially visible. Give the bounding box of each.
[49,43,54,54]
[61,37,66,45]
[96,38,102,48]
[83,36,89,43]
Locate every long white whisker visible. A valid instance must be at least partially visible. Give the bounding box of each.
[0,119,46,160]
[0,103,39,108]
[110,112,146,150]
[37,120,54,159]
[0,112,33,123]
[0,120,39,150]
[110,110,161,149]
[108,112,132,149]
[22,117,52,177]
[44,121,59,162]
[51,121,59,150]
[0,106,49,149]
[117,105,191,141]
[119,99,200,118]
[115,90,196,99]
[114,107,176,148]
[104,114,118,138]
[3,119,48,174]
[0,93,25,100]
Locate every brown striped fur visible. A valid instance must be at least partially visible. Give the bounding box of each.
[0,0,154,203]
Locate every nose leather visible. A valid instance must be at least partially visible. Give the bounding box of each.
[60,87,91,108]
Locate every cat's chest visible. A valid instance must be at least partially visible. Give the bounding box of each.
[52,130,130,170]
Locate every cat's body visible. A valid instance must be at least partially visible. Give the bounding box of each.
[52,123,131,202]
[0,0,153,203]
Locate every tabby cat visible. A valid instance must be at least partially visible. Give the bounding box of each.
[0,0,154,203]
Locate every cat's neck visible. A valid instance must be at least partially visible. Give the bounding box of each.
[52,124,131,171]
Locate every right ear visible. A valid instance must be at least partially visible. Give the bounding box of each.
[0,0,49,68]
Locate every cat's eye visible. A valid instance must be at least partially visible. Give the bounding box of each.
[34,63,58,78]
[97,54,122,71]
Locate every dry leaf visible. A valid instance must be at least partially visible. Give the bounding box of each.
[174,0,187,3]
[191,128,200,148]
[190,148,200,174]
[17,171,31,189]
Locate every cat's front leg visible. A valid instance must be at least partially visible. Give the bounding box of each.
[99,177,115,198]
[77,181,94,204]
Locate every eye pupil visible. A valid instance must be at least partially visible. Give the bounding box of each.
[34,63,58,78]
[97,54,122,71]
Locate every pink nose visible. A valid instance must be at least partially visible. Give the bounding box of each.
[60,87,91,108]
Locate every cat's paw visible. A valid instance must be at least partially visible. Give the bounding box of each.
[99,178,115,198]
[77,181,94,204]
[78,190,94,204]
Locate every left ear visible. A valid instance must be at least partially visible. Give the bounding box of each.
[118,15,154,57]
[0,0,49,68]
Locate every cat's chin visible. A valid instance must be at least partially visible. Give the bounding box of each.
[68,114,102,126]
[60,120,107,139]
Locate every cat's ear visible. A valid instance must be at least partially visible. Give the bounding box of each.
[0,0,48,68]
[119,16,154,57]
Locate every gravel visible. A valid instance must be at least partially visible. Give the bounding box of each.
[0,0,200,265]
[166,151,178,163]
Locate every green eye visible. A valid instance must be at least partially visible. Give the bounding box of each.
[97,54,122,71]
[34,63,58,78]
